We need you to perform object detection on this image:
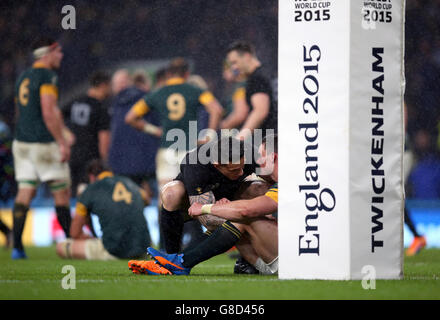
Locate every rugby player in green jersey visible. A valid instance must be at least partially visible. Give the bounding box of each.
[125,58,223,192]
[57,160,151,260]
[11,37,73,259]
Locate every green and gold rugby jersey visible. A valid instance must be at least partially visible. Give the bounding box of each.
[75,172,150,259]
[265,182,278,219]
[14,62,59,143]
[265,182,278,203]
[130,77,215,149]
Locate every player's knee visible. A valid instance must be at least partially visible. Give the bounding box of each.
[15,185,37,205]
[161,181,185,210]
[231,222,246,234]
[50,180,71,205]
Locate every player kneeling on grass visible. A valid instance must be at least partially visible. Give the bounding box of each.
[57,159,151,261]
[129,134,278,275]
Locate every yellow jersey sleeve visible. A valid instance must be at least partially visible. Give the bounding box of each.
[199,91,215,105]
[265,186,278,203]
[40,84,58,99]
[131,99,150,117]
[232,87,245,101]
[75,202,89,217]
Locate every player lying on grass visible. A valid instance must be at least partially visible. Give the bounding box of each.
[57,159,151,260]
[128,134,278,275]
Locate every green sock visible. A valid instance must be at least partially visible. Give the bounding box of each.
[181,221,241,268]
[12,203,29,250]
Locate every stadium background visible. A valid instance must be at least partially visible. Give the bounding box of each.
[0,0,439,248]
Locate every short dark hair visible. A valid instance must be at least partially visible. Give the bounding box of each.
[133,72,149,86]
[226,40,256,56]
[89,71,110,87]
[155,67,167,82]
[262,134,278,154]
[31,37,57,51]
[167,57,189,77]
[210,136,246,164]
[86,159,109,177]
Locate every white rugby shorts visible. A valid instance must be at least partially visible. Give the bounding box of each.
[12,140,70,185]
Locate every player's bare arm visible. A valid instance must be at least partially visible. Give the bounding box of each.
[199,98,223,143]
[189,194,277,224]
[70,214,92,240]
[220,96,249,129]
[204,98,223,131]
[189,191,226,230]
[62,125,75,147]
[41,93,70,161]
[237,92,270,139]
[125,99,162,137]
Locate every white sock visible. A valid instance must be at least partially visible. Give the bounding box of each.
[254,257,278,275]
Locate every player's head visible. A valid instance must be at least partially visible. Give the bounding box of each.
[86,159,110,183]
[222,60,235,82]
[89,71,111,99]
[167,57,190,79]
[32,37,63,69]
[211,136,246,180]
[222,59,244,82]
[154,67,167,89]
[257,134,278,179]
[111,69,132,95]
[133,69,151,92]
[226,40,257,76]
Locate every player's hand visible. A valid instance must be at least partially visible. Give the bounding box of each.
[154,127,163,138]
[216,198,230,205]
[62,127,76,147]
[59,141,71,162]
[188,202,203,217]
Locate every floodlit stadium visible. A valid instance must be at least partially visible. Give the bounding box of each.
[0,0,439,311]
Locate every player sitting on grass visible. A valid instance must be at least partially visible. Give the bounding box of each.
[129,134,278,275]
[57,159,151,260]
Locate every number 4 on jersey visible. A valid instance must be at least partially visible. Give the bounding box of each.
[112,182,132,204]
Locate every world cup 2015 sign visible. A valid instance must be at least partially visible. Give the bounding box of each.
[278,0,405,279]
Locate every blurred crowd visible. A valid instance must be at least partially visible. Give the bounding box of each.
[405,0,440,198]
[0,0,277,126]
[0,0,440,200]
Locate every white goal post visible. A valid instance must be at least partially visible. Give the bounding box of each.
[278,0,405,280]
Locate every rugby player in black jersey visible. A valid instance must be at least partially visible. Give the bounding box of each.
[158,136,272,272]
[226,41,277,140]
[129,135,278,275]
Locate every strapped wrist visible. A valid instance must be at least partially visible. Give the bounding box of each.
[201,204,213,215]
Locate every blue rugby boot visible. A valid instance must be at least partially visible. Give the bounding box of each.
[146,247,191,275]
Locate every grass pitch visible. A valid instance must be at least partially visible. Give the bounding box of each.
[0,246,439,300]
